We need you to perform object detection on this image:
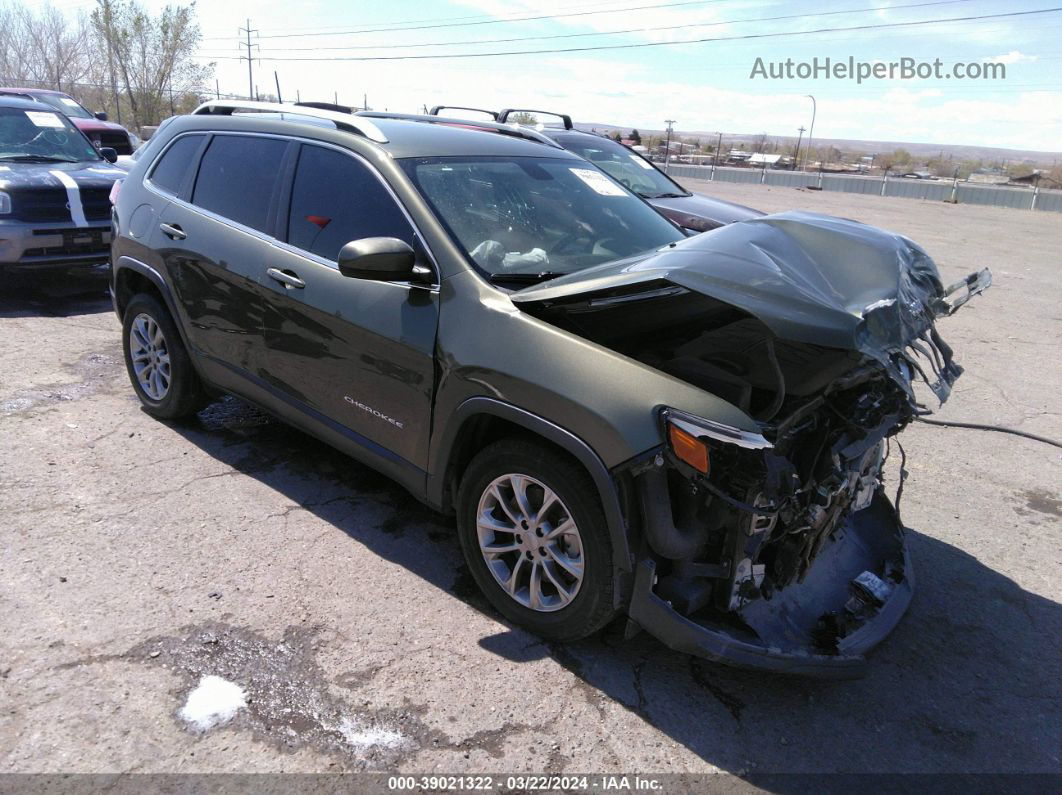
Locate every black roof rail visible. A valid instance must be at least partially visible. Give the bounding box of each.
[428,105,499,121]
[294,101,354,114]
[497,108,573,130]
[354,110,562,149]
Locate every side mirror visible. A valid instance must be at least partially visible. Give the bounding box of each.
[99,147,118,163]
[338,237,427,282]
[95,111,109,121]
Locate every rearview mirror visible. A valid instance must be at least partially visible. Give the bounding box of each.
[338,237,425,282]
[95,111,109,121]
[99,147,118,163]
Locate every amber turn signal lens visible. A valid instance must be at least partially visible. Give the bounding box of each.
[668,424,709,474]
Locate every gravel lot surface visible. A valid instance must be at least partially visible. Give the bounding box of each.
[1,183,1059,781]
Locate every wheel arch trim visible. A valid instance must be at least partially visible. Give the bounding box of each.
[112,255,194,352]
[428,396,633,573]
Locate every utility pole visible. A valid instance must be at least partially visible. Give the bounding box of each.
[239,19,258,100]
[663,119,676,173]
[100,0,122,124]
[801,94,816,172]
[215,78,220,99]
[274,70,282,103]
[794,126,805,171]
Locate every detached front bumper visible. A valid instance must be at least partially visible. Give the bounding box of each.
[627,493,913,678]
[0,219,111,271]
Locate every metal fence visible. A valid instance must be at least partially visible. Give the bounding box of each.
[663,165,1062,214]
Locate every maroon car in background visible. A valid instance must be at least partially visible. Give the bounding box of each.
[0,88,139,154]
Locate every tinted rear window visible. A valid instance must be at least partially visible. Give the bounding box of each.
[148,135,203,195]
[192,135,287,232]
[286,144,413,261]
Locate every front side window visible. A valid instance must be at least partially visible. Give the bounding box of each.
[400,155,684,278]
[192,135,287,233]
[148,134,204,195]
[0,107,100,163]
[286,144,414,262]
[554,135,687,200]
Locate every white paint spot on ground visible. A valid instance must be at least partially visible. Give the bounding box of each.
[178,675,247,731]
[337,717,406,751]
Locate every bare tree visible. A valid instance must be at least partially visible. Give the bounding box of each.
[0,2,93,91]
[750,132,774,153]
[91,0,212,129]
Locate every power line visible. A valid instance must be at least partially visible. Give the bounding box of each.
[215,0,652,37]
[254,0,732,39]
[198,0,978,53]
[197,7,1062,62]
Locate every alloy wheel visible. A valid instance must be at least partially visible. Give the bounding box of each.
[476,473,585,612]
[128,312,171,401]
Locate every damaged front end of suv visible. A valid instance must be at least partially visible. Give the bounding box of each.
[514,212,990,677]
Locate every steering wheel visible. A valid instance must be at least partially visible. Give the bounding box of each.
[549,231,591,255]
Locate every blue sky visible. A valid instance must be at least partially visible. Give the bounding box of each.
[42,0,1062,151]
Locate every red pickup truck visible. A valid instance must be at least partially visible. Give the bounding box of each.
[0,87,139,154]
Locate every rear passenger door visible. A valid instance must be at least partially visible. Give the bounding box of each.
[261,142,439,472]
[152,133,289,373]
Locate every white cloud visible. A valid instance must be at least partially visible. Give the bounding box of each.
[188,0,1061,153]
[982,50,1039,65]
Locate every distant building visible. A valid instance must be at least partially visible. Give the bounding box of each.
[748,153,782,166]
[968,172,1010,185]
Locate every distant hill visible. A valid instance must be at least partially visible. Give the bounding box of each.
[576,123,1062,165]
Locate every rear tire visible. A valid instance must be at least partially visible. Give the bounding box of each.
[121,293,203,419]
[456,438,616,641]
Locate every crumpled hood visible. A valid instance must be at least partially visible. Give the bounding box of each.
[513,211,990,402]
[0,159,125,191]
[648,191,765,230]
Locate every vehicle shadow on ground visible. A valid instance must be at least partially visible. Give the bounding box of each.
[172,396,1061,779]
[0,271,112,318]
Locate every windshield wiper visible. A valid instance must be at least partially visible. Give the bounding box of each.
[644,191,690,199]
[488,271,569,286]
[0,155,82,163]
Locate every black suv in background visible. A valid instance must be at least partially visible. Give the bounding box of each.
[0,94,123,275]
[430,105,762,232]
[111,101,989,676]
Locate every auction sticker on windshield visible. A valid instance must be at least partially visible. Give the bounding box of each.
[570,167,627,196]
[26,111,66,128]
[634,157,655,169]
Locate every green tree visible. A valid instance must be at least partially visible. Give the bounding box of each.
[91,0,213,129]
[629,128,641,145]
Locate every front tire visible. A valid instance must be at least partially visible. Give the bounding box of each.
[456,439,616,641]
[121,293,203,419]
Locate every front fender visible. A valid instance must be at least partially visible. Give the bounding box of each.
[430,270,758,470]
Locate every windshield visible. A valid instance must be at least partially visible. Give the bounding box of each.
[401,155,684,280]
[554,135,688,199]
[35,93,95,120]
[0,107,100,162]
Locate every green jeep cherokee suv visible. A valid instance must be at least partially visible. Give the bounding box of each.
[110,101,990,677]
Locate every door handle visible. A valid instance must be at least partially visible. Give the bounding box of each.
[266,267,305,289]
[159,222,186,240]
